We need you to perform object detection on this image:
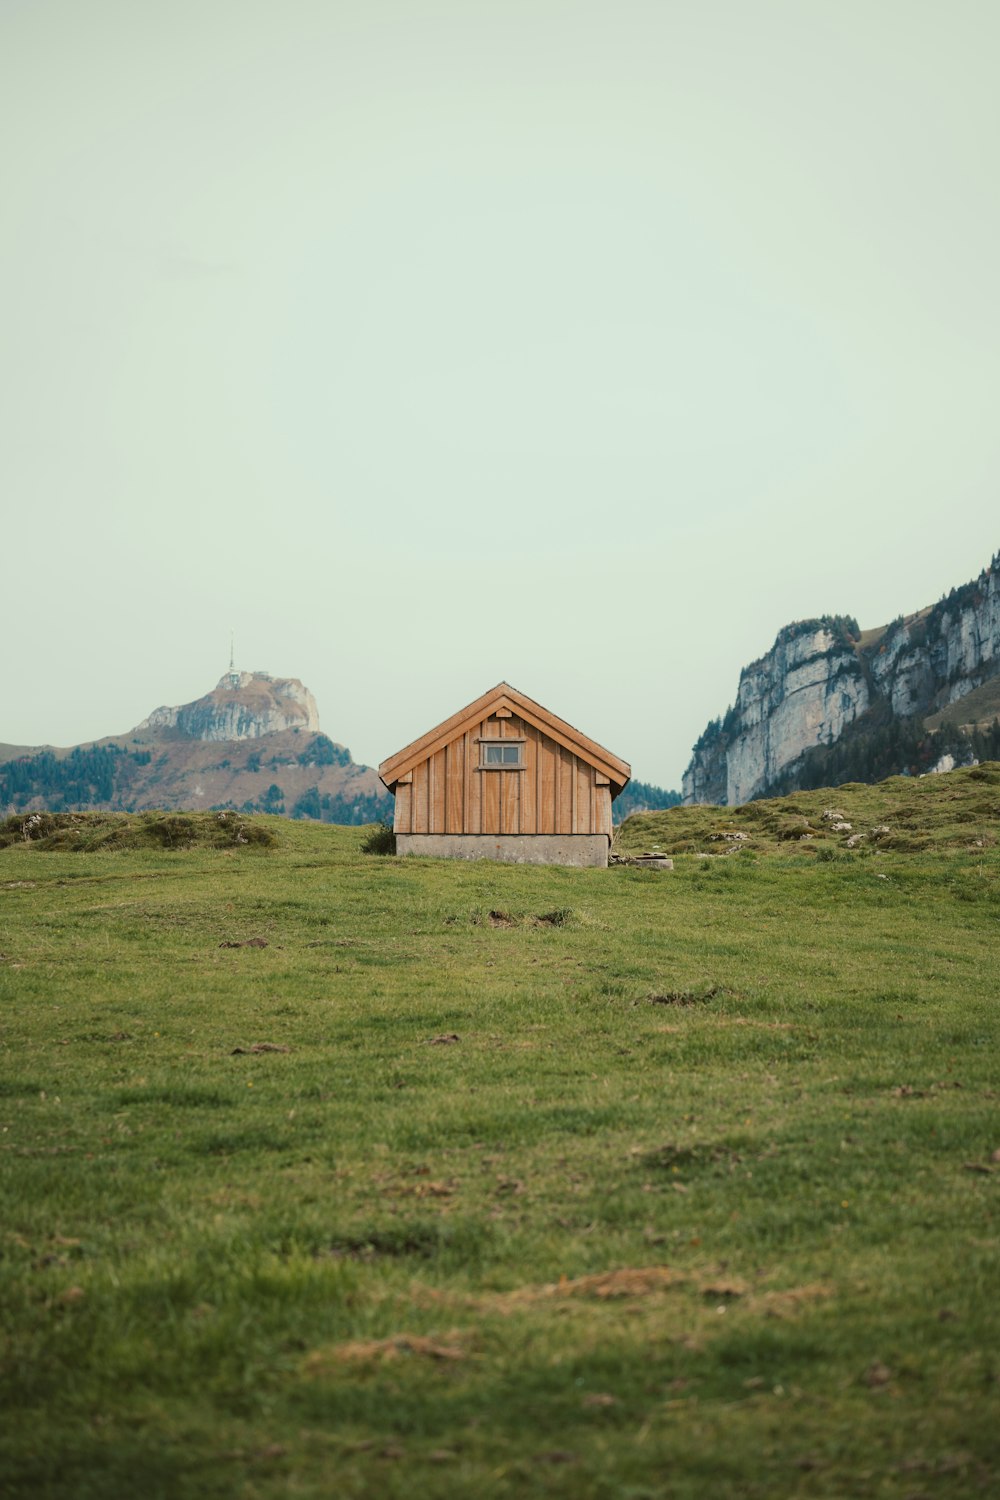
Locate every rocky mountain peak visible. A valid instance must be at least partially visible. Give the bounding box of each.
[136,672,321,742]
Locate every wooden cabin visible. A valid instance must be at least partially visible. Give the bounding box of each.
[378,682,631,867]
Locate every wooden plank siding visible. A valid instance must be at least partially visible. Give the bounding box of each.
[521,721,536,834]
[574,759,592,835]
[445,739,463,833]
[430,748,446,833]
[392,710,615,838]
[464,728,478,834]
[412,758,429,833]
[558,746,574,833]
[500,768,519,834]
[481,752,501,834]
[394,782,412,833]
[537,732,556,833]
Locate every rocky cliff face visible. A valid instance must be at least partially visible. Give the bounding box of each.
[683,555,1000,805]
[137,672,321,741]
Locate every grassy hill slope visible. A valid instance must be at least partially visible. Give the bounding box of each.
[1,769,998,1498]
[619,761,1000,857]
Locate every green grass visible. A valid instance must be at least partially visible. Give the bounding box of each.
[1,773,999,1498]
[618,760,1000,856]
[0,809,275,851]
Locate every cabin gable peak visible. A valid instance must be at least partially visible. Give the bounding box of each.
[378,682,629,793]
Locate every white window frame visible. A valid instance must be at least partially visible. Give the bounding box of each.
[479,740,525,769]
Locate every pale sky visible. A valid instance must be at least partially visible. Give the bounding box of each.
[3,1,998,787]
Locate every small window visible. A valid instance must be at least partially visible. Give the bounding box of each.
[481,742,522,767]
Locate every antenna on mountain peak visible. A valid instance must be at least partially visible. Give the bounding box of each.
[227,631,240,688]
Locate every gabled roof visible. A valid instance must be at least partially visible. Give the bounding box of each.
[378,682,631,795]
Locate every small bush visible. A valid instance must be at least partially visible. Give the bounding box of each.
[149,815,199,848]
[360,821,396,855]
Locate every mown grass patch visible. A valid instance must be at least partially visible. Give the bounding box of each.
[1,787,998,1497]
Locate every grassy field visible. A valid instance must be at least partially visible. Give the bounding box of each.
[1,770,999,1498]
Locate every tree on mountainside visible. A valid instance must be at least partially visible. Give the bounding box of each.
[291,787,322,819]
[297,735,350,768]
[287,786,394,824]
[614,780,681,821]
[0,745,152,811]
[262,784,285,813]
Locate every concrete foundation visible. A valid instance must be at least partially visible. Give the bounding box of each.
[394,834,610,868]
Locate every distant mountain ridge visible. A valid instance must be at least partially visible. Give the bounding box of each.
[684,552,1000,805]
[0,671,391,825]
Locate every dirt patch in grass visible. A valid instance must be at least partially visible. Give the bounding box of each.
[643,1139,752,1174]
[470,1265,689,1311]
[413,1270,838,1334]
[469,908,575,929]
[646,987,720,1007]
[304,1333,469,1371]
[417,1266,831,1320]
[325,1218,491,1261]
[555,1266,684,1300]
[755,1283,836,1318]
